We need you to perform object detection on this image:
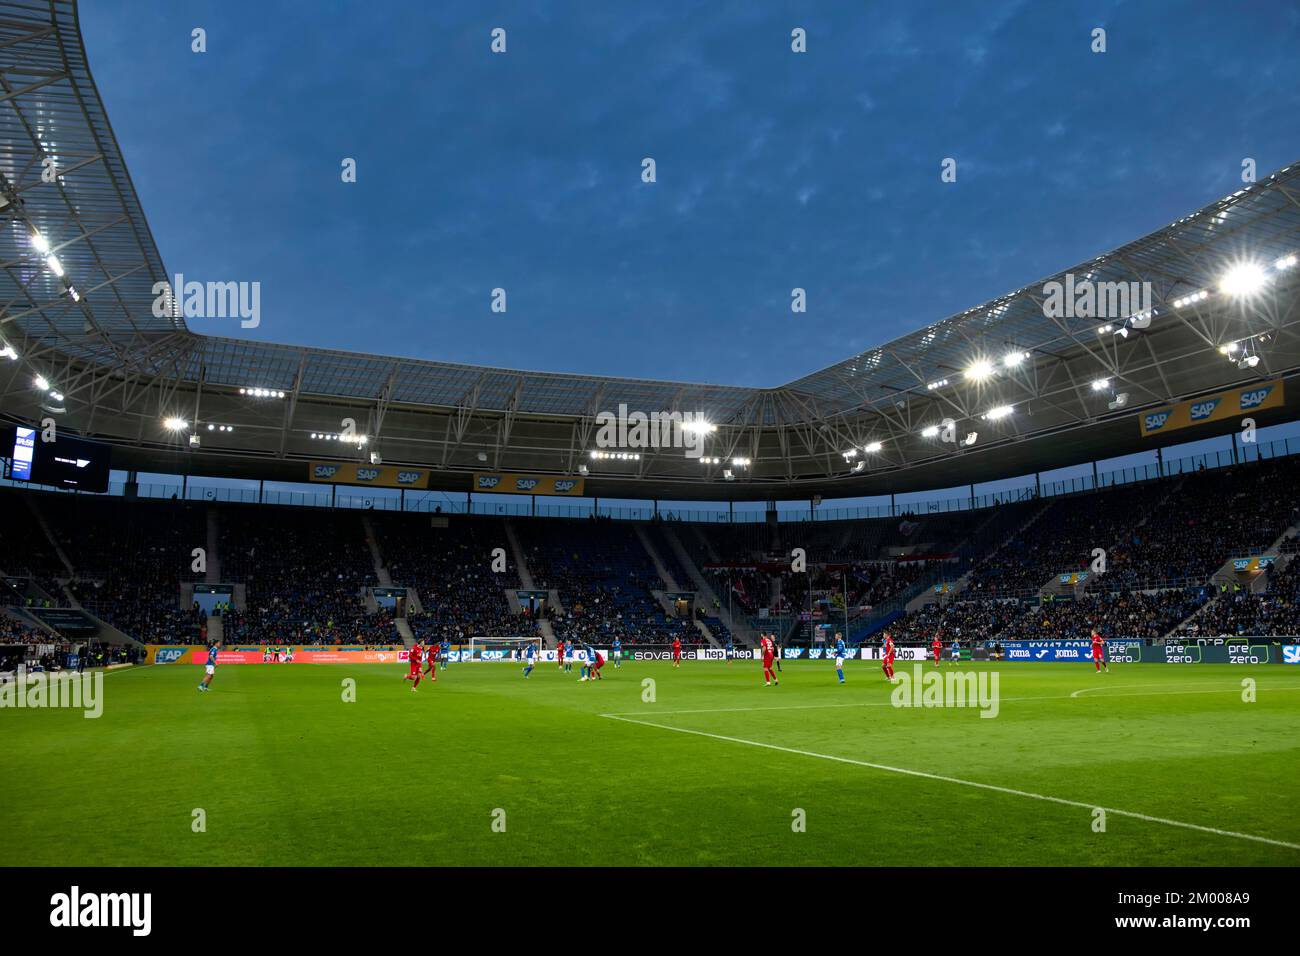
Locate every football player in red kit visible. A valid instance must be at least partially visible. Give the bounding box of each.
[671,637,682,668]
[760,633,779,686]
[1091,629,1109,673]
[931,635,943,666]
[882,632,896,682]
[405,642,424,691]
[422,643,438,682]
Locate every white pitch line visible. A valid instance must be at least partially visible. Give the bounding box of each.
[1070,681,1210,698]
[601,713,1300,852]
[601,683,1300,717]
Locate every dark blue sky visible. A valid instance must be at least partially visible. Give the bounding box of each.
[83,0,1300,388]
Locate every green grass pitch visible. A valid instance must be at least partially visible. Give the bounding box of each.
[3,659,1299,866]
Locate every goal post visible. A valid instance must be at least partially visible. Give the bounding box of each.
[466,636,543,662]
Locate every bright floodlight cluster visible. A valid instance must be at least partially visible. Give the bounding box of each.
[590,450,641,460]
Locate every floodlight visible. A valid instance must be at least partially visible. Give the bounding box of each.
[1220,262,1268,297]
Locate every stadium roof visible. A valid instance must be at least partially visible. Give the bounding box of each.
[2,0,1300,500]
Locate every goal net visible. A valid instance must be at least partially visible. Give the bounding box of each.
[465,636,543,662]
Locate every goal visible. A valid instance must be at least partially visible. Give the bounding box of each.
[465,636,543,662]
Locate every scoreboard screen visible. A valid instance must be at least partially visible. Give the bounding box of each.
[5,425,111,493]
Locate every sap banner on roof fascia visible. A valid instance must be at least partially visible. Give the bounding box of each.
[1139,379,1284,437]
[472,472,585,496]
[308,462,431,488]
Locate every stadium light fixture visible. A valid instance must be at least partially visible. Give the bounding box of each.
[863,441,883,453]
[163,417,189,432]
[34,374,50,391]
[964,359,995,382]
[921,425,941,438]
[45,255,64,277]
[1218,342,1239,355]
[842,448,858,459]
[578,464,589,476]
[239,387,287,399]
[682,420,718,435]
[29,230,49,254]
[1276,255,1297,271]
[1002,350,1028,368]
[1091,378,1110,391]
[984,405,1014,421]
[926,378,949,390]
[731,457,751,467]
[1238,354,1260,370]
[961,432,978,446]
[722,469,735,481]
[1097,324,1114,334]
[1171,290,1209,309]
[1219,262,1268,297]
[0,342,17,361]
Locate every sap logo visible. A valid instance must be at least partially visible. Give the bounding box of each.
[1144,410,1172,431]
[554,480,577,493]
[356,468,381,481]
[1240,385,1274,410]
[1189,398,1222,421]
[477,476,502,489]
[1034,649,1052,659]
[396,471,422,485]
[514,478,539,491]
[155,648,185,663]
[1283,646,1300,664]
[313,464,340,479]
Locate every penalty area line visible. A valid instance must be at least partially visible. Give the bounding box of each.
[600,713,1300,852]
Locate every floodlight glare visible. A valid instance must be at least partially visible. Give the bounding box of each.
[163,416,189,432]
[964,359,995,382]
[34,374,50,391]
[1091,378,1109,391]
[985,405,1014,420]
[1276,255,1297,271]
[863,441,883,453]
[30,232,50,254]
[1219,262,1268,297]
[1002,351,1027,368]
[921,425,941,438]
